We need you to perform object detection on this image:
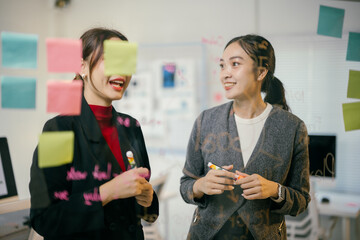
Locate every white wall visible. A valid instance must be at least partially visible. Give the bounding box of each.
[1,0,360,239]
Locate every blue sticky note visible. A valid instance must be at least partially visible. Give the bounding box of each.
[317,5,345,38]
[1,76,36,109]
[346,32,360,62]
[1,32,38,68]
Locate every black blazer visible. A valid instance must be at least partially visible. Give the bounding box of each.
[29,97,159,240]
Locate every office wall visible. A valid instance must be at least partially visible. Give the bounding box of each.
[1,0,360,239]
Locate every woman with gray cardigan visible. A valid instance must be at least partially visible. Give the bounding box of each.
[180,35,310,240]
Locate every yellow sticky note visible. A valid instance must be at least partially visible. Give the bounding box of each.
[104,40,137,76]
[347,70,360,99]
[38,131,74,168]
[342,102,360,131]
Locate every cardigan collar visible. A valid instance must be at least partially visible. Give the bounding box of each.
[226,101,281,170]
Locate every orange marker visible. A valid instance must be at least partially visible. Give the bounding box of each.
[207,162,245,180]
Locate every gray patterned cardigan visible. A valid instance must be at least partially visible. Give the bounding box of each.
[180,102,310,240]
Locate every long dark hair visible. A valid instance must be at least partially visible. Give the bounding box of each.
[225,34,290,111]
[74,27,128,81]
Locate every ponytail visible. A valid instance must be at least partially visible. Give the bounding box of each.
[261,76,290,111]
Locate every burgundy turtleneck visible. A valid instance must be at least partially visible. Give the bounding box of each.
[89,104,126,172]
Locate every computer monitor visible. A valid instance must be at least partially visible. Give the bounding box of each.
[0,137,17,200]
[308,134,336,187]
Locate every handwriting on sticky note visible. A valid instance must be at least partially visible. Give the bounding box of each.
[104,40,138,76]
[1,76,36,109]
[83,188,101,206]
[46,38,82,73]
[92,163,112,181]
[47,80,83,115]
[38,131,74,168]
[66,167,87,181]
[1,31,38,69]
[54,190,69,201]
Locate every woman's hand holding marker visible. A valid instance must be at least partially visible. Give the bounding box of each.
[125,151,154,207]
[208,162,246,181]
[234,170,278,200]
[192,162,236,199]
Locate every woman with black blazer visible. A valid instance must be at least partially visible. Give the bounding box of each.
[29,27,158,240]
[180,35,310,239]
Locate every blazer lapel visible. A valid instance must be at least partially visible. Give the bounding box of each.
[78,97,122,174]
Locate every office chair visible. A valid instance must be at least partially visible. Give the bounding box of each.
[28,228,43,240]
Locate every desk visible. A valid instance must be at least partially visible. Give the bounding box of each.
[316,191,360,240]
[0,196,30,214]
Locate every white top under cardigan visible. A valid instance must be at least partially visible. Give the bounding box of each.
[234,103,273,167]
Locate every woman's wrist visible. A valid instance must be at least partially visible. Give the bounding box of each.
[270,181,279,198]
[100,181,113,206]
[193,178,204,199]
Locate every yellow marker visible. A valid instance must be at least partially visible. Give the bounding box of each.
[207,162,244,180]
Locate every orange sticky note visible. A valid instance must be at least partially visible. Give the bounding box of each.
[46,38,82,73]
[47,80,83,115]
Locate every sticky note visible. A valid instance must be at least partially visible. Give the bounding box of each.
[317,5,345,38]
[104,40,137,76]
[1,76,36,109]
[346,32,360,62]
[342,102,360,131]
[47,80,83,115]
[1,31,38,68]
[38,131,74,168]
[347,70,360,99]
[46,38,82,73]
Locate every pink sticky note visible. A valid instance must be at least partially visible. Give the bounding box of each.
[46,38,82,73]
[47,80,83,115]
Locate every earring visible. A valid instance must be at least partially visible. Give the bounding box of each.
[81,74,86,79]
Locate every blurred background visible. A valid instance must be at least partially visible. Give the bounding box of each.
[0,0,360,239]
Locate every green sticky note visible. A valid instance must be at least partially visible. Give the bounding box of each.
[347,70,360,99]
[1,76,36,109]
[317,5,345,38]
[1,31,38,68]
[104,40,137,76]
[38,131,74,168]
[346,32,360,62]
[342,102,360,131]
